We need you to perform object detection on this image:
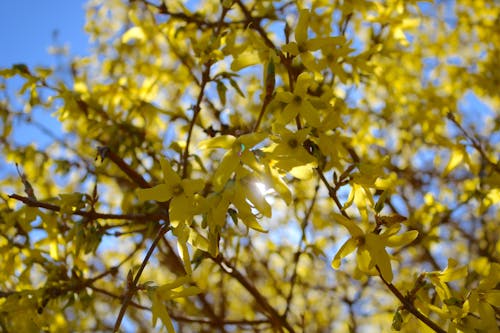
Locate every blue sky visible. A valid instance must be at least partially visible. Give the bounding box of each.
[0,2,89,161]
[0,1,88,68]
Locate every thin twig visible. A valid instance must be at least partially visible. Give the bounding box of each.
[213,256,296,333]
[106,150,151,188]
[113,222,171,332]
[376,266,446,333]
[282,181,319,318]
[446,112,500,173]
[8,194,165,221]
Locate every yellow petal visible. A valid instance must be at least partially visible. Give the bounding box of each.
[232,190,267,232]
[289,164,315,179]
[478,301,498,332]
[275,91,294,103]
[169,286,202,299]
[122,26,146,43]
[244,182,272,217]
[331,213,364,238]
[240,214,267,232]
[238,132,267,147]
[366,233,393,282]
[199,135,236,149]
[485,291,500,307]
[181,179,204,196]
[295,9,310,44]
[265,165,292,204]
[294,72,313,96]
[331,237,358,269]
[282,42,300,55]
[277,102,300,124]
[231,50,260,71]
[213,150,240,191]
[177,240,192,275]
[149,290,175,332]
[136,184,172,202]
[157,276,191,293]
[443,146,465,176]
[300,100,321,127]
[301,51,319,72]
[385,230,418,247]
[305,36,345,51]
[440,259,468,282]
[188,229,209,252]
[160,158,181,184]
[170,196,193,225]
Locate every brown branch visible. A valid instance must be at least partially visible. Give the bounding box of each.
[106,150,151,188]
[316,168,350,218]
[376,266,446,333]
[446,112,500,173]
[213,256,296,333]
[252,93,273,132]
[169,313,269,326]
[8,194,165,221]
[282,181,319,318]
[113,221,171,332]
[90,285,150,311]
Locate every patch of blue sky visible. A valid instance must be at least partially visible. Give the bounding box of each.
[0,1,89,181]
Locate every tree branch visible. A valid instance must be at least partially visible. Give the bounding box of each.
[376,266,446,333]
[8,193,165,221]
[113,221,171,332]
[213,256,296,333]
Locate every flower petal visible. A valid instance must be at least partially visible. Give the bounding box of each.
[161,159,181,185]
[199,135,236,149]
[136,184,172,202]
[300,100,321,127]
[170,195,193,225]
[385,230,418,248]
[331,237,358,269]
[213,150,240,191]
[294,72,313,96]
[295,9,310,45]
[331,213,364,238]
[366,233,393,282]
[281,42,299,55]
[181,179,204,196]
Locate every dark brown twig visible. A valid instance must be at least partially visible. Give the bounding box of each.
[376,266,446,333]
[113,222,171,332]
[8,194,165,221]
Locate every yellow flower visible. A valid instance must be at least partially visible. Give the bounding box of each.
[136,159,204,226]
[331,213,418,282]
[282,9,345,72]
[199,132,266,191]
[264,127,317,179]
[275,72,320,126]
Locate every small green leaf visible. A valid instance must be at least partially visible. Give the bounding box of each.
[391,309,403,331]
[228,77,245,97]
[216,81,227,105]
[228,208,238,226]
[264,58,275,96]
[374,190,389,213]
[13,63,30,74]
